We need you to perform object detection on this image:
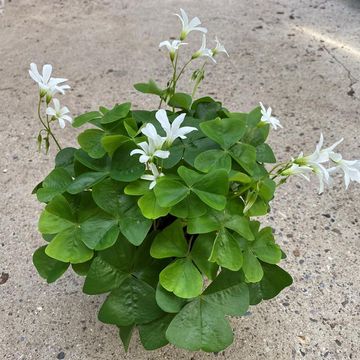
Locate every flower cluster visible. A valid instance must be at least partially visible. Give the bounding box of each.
[29,63,72,151]
[131,109,197,188]
[281,134,360,193]
[159,8,228,64]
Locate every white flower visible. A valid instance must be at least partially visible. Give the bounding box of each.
[301,133,343,165]
[159,40,187,61]
[175,8,207,40]
[141,123,167,150]
[141,163,164,190]
[29,63,70,100]
[192,35,216,63]
[329,153,360,189]
[281,163,312,181]
[155,109,197,145]
[212,37,229,57]
[259,102,283,130]
[46,99,72,129]
[312,162,332,194]
[293,134,343,193]
[130,123,170,163]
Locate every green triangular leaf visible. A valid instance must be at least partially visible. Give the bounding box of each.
[150,220,188,258]
[139,314,174,350]
[36,168,72,203]
[166,299,233,352]
[33,246,69,283]
[98,277,163,326]
[160,258,203,299]
[190,233,218,280]
[200,116,246,149]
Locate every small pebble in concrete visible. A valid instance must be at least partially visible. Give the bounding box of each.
[0,272,9,285]
[57,352,65,359]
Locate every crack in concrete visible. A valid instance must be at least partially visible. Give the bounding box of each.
[322,45,358,98]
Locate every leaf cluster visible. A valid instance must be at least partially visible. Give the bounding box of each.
[33,96,292,352]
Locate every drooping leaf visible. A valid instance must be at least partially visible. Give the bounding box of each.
[203,269,249,316]
[248,262,293,305]
[139,314,174,350]
[36,168,72,203]
[98,276,163,326]
[83,236,134,294]
[33,246,69,283]
[71,259,92,276]
[166,299,233,352]
[118,325,134,352]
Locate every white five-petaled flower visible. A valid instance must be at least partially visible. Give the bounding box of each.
[259,102,283,130]
[155,109,197,146]
[293,134,344,193]
[29,63,70,100]
[141,163,164,190]
[46,98,72,129]
[192,35,216,63]
[159,40,187,61]
[329,152,360,189]
[212,37,229,57]
[130,123,170,163]
[175,8,207,40]
[303,133,343,165]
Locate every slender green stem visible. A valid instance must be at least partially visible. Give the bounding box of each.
[187,235,195,254]
[37,98,48,129]
[175,59,192,83]
[191,62,206,98]
[37,97,62,151]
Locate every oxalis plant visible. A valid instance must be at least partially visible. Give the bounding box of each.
[30,9,360,353]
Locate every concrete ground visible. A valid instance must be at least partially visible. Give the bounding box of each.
[0,0,359,359]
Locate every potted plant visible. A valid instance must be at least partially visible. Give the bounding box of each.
[29,8,360,353]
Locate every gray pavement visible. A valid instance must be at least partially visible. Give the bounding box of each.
[0,0,359,359]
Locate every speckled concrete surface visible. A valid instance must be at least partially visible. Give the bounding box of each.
[0,0,359,359]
